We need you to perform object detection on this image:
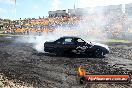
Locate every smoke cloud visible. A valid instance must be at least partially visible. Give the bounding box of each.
[15,0,131,52]
[78,0,132,7]
[15,8,108,53]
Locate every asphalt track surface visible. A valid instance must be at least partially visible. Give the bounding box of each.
[0,36,132,88]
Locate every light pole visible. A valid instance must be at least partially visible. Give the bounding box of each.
[14,0,16,20]
[74,0,76,10]
[73,0,76,16]
[11,0,16,20]
[122,4,125,14]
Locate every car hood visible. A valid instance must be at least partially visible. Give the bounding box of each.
[90,42,109,51]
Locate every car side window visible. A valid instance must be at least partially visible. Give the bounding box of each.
[62,38,74,44]
[65,38,72,42]
[77,39,85,43]
[54,38,63,44]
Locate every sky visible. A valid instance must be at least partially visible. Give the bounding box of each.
[0,0,132,20]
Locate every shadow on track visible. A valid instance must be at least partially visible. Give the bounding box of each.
[33,52,105,58]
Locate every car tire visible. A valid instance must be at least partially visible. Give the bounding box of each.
[94,48,104,58]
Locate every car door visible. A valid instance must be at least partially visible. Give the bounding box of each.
[74,38,88,53]
[53,38,64,51]
[53,38,76,54]
[61,38,76,51]
[76,38,86,46]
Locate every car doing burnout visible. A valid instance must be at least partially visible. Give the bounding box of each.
[44,36,109,57]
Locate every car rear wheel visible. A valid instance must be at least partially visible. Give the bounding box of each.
[94,48,104,58]
[55,49,64,56]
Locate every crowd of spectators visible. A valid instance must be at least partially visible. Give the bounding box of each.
[1,16,80,35]
[0,13,132,39]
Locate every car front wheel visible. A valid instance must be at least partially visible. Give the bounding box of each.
[94,48,104,58]
[55,49,64,56]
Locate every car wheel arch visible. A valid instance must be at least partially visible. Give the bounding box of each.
[94,48,104,58]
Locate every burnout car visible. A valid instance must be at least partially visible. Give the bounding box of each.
[44,36,109,57]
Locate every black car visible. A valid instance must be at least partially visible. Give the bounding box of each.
[44,36,109,57]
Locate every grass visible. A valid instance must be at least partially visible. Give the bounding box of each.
[0,33,131,43]
[104,39,131,43]
[0,33,23,37]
